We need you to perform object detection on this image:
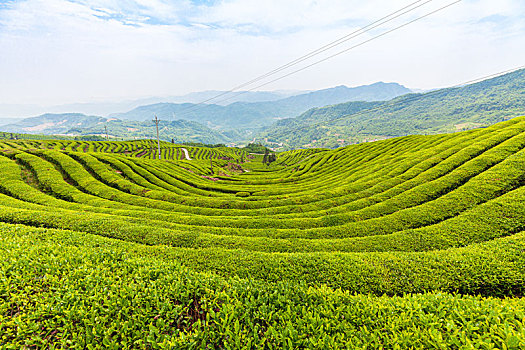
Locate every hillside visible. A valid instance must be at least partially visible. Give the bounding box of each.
[71,118,235,144]
[261,68,525,149]
[0,131,106,141]
[0,117,524,347]
[0,91,306,118]
[0,113,108,134]
[0,113,239,145]
[111,82,411,129]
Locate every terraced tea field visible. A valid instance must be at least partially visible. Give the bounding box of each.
[1,117,525,348]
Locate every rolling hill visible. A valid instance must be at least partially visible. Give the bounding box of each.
[111,82,411,129]
[0,113,239,145]
[0,113,108,135]
[260,68,525,149]
[0,116,524,347]
[0,90,306,118]
[0,82,410,143]
[70,119,236,144]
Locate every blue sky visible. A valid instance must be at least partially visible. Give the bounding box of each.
[0,0,524,108]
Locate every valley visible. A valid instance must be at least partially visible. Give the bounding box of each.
[1,116,524,347]
[2,0,524,347]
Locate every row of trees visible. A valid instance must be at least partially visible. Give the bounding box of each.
[262,149,276,164]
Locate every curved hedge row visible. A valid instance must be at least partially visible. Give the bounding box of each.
[1,223,524,349]
[1,117,525,347]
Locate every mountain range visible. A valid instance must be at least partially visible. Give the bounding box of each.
[110,82,411,129]
[0,82,411,140]
[2,69,524,149]
[260,68,525,149]
[71,119,236,145]
[0,90,305,118]
[1,113,107,135]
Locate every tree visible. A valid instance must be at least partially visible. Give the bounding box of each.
[262,149,269,164]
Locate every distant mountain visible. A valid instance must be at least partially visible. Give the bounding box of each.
[0,91,307,118]
[0,81,413,144]
[169,90,305,105]
[0,113,108,134]
[72,119,235,145]
[260,69,525,149]
[37,91,305,117]
[111,82,412,129]
[0,113,238,145]
[279,82,411,105]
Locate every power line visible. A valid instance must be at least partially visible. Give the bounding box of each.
[200,0,462,108]
[263,65,525,140]
[233,0,434,88]
[177,0,461,117]
[175,0,434,116]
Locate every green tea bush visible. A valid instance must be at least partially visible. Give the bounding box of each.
[0,117,525,348]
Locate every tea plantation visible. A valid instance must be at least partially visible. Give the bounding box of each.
[1,117,525,348]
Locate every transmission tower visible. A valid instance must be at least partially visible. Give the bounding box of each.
[153,115,161,160]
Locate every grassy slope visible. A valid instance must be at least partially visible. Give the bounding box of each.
[1,223,524,349]
[0,118,524,348]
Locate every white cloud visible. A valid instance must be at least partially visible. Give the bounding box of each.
[0,0,524,109]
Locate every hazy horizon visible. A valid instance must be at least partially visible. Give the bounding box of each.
[0,81,412,119]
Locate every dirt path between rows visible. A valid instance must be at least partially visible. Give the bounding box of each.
[181,148,192,160]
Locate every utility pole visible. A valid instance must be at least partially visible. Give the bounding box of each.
[153,114,161,160]
[104,125,109,141]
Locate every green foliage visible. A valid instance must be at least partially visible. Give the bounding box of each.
[0,223,524,349]
[261,68,525,149]
[0,113,240,144]
[74,119,233,144]
[0,117,524,347]
[181,142,227,148]
[242,142,271,154]
[0,131,105,141]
